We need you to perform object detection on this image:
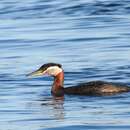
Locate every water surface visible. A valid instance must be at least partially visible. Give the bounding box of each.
[0,0,130,130]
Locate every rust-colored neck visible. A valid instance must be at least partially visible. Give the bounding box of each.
[51,71,64,95]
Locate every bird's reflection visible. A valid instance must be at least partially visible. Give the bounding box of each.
[40,96,65,120]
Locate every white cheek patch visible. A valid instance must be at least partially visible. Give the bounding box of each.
[46,66,62,76]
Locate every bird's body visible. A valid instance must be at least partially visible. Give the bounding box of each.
[28,63,130,97]
[64,81,130,96]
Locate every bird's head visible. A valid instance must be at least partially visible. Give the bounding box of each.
[27,63,63,77]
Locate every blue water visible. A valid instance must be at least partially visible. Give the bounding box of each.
[1,0,130,130]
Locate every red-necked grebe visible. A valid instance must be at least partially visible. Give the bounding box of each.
[27,63,130,97]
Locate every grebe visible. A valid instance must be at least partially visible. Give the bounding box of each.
[27,63,130,97]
